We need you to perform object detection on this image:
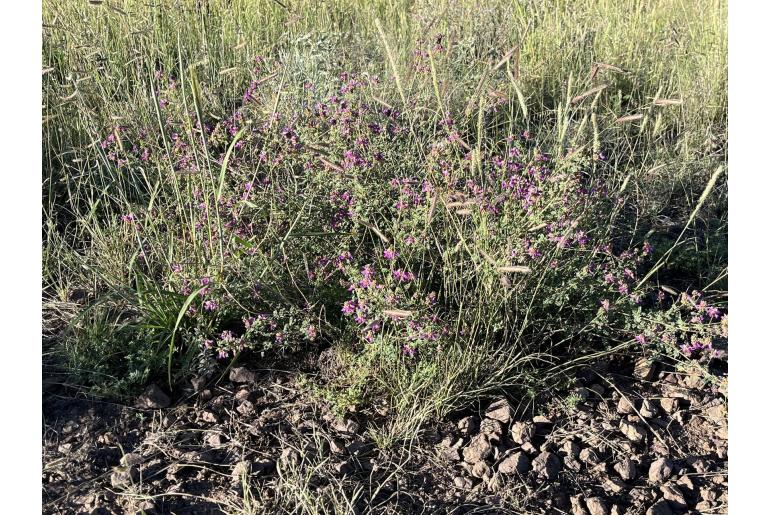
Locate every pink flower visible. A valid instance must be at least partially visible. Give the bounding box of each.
[383,248,398,260]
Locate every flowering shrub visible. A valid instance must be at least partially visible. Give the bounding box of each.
[62,53,726,406]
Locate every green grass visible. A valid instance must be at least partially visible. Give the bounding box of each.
[43,0,727,442]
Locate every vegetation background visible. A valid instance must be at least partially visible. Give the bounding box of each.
[42,0,726,447]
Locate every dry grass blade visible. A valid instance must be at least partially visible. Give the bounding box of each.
[383,309,413,319]
[616,114,644,124]
[653,98,683,106]
[498,266,532,274]
[571,84,607,104]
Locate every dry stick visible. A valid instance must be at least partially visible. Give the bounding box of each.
[636,165,724,290]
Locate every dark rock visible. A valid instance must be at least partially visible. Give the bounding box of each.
[648,458,674,483]
[480,417,503,437]
[579,447,600,465]
[498,451,530,474]
[135,384,170,409]
[660,484,687,509]
[510,421,535,444]
[463,434,492,464]
[645,500,673,515]
[485,399,514,424]
[586,496,609,515]
[614,458,637,481]
[457,415,478,436]
[229,366,257,383]
[110,466,137,488]
[532,451,561,480]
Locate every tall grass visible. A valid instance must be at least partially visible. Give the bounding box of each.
[43,0,727,438]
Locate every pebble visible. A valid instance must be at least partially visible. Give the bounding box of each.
[645,500,673,515]
[532,451,561,480]
[485,399,514,424]
[585,496,609,515]
[229,367,257,384]
[463,434,492,464]
[619,420,647,443]
[660,484,687,509]
[135,383,170,409]
[497,451,530,474]
[510,421,535,444]
[614,458,637,481]
[648,457,674,483]
[457,416,478,435]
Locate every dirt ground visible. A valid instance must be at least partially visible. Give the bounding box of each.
[42,355,727,514]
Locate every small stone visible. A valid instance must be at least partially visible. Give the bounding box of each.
[689,458,708,474]
[700,487,717,501]
[660,484,687,509]
[485,399,514,423]
[234,388,252,401]
[610,505,622,515]
[199,389,213,401]
[191,375,206,392]
[532,451,561,480]
[487,473,504,493]
[119,453,143,467]
[521,441,537,454]
[648,457,674,483]
[58,443,73,454]
[617,397,636,415]
[480,418,503,437]
[110,466,137,488]
[604,477,626,493]
[498,451,530,474]
[660,398,679,415]
[614,458,637,481]
[677,475,695,490]
[579,447,600,465]
[510,421,535,444]
[562,440,580,458]
[533,415,552,425]
[330,438,346,454]
[207,433,225,447]
[634,358,656,381]
[463,434,492,464]
[453,476,474,489]
[640,399,659,418]
[199,410,219,423]
[135,384,170,409]
[332,418,360,434]
[645,500,673,515]
[229,367,257,383]
[586,496,610,515]
[471,461,492,479]
[236,400,254,416]
[571,496,589,515]
[695,501,713,511]
[619,420,647,443]
[457,416,478,435]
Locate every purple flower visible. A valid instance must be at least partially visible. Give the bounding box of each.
[707,306,721,319]
[203,300,219,312]
[342,300,357,315]
[634,334,647,345]
[600,299,610,312]
[383,248,398,260]
[393,269,415,283]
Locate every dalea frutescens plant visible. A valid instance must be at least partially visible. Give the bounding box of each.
[81,62,723,404]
